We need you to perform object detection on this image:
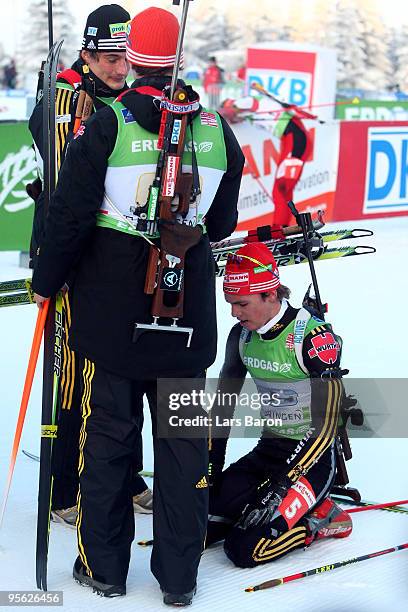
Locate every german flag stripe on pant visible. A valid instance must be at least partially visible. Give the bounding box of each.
[77,358,95,577]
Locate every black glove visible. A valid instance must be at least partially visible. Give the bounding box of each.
[26,177,42,202]
[236,499,280,530]
[255,477,290,507]
[236,478,291,530]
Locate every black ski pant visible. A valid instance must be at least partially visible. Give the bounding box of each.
[76,358,208,591]
[51,293,146,510]
[207,441,336,567]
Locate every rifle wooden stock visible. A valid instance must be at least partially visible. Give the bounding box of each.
[144,246,160,295]
[142,80,202,323]
[73,88,86,134]
[151,221,202,319]
[175,172,193,216]
[81,92,94,123]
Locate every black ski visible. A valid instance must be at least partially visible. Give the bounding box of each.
[0,278,32,293]
[36,38,64,592]
[215,244,375,276]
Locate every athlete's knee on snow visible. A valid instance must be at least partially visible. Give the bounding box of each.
[223,519,307,568]
[223,524,275,568]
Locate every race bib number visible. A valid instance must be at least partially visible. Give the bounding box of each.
[278,476,316,529]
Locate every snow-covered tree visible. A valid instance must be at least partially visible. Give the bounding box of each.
[394,25,408,92]
[358,0,393,91]
[319,0,368,91]
[247,1,296,45]
[17,0,76,90]
[185,9,238,64]
[308,0,338,47]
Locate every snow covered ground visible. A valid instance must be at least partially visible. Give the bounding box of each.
[0,216,407,610]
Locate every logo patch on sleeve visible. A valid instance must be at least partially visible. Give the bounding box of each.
[121,108,135,124]
[74,125,86,139]
[201,112,218,127]
[308,332,340,364]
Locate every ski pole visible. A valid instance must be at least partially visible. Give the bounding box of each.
[0,300,50,528]
[47,0,53,49]
[245,543,408,592]
[348,500,408,514]
[334,496,408,515]
[251,81,324,123]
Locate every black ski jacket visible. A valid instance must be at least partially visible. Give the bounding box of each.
[32,76,245,379]
[28,58,128,268]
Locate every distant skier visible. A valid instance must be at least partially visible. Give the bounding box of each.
[203,56,224,108]
[219,95,314,226]
[207,242,352,567]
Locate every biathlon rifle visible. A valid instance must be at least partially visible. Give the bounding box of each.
[133,0,200,347]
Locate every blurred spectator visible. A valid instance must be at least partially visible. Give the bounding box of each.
[3,58,17,89]
[203,56,224,108]
[394,83,408,100]
[237,64,246,82]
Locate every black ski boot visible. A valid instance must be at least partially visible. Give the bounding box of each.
[73,557,126,597]
[162,585,196,606]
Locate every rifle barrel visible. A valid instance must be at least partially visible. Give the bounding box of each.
[170,0,192,98]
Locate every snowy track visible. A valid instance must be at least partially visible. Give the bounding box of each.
[1,217,407,610]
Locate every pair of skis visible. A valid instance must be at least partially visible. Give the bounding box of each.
[0,41,63,592]
[0,278,36,308]
[36,40,64,592]
[212,225,374,274]
[0,225,375,308]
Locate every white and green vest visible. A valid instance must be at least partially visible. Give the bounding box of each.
[239,309,322,440]
[98,101,227,235]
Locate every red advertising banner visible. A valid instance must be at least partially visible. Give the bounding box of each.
[233,121,339,230]
[334,121,408,221]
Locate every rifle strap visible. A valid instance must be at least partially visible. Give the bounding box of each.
[188,118,201,201]
[101,193,155,246]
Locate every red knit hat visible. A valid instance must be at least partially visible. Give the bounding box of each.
[126,7,184,68]
[223,242,280,295]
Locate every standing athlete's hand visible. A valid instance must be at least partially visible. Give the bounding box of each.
[33,293,48,308]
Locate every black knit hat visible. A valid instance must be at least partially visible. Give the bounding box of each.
[82,4,130,52]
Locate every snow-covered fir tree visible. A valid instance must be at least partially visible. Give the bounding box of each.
[252,16,295,44]
[17,0,76,90]
[394,25,408,92]
[387,27,400,88]
[319,0,368,91]
[358,0,393,91]
[185,8,238,65]
[309,0,338,47]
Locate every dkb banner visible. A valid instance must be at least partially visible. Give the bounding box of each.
[0,121,36,251]
[336,100,408,121]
